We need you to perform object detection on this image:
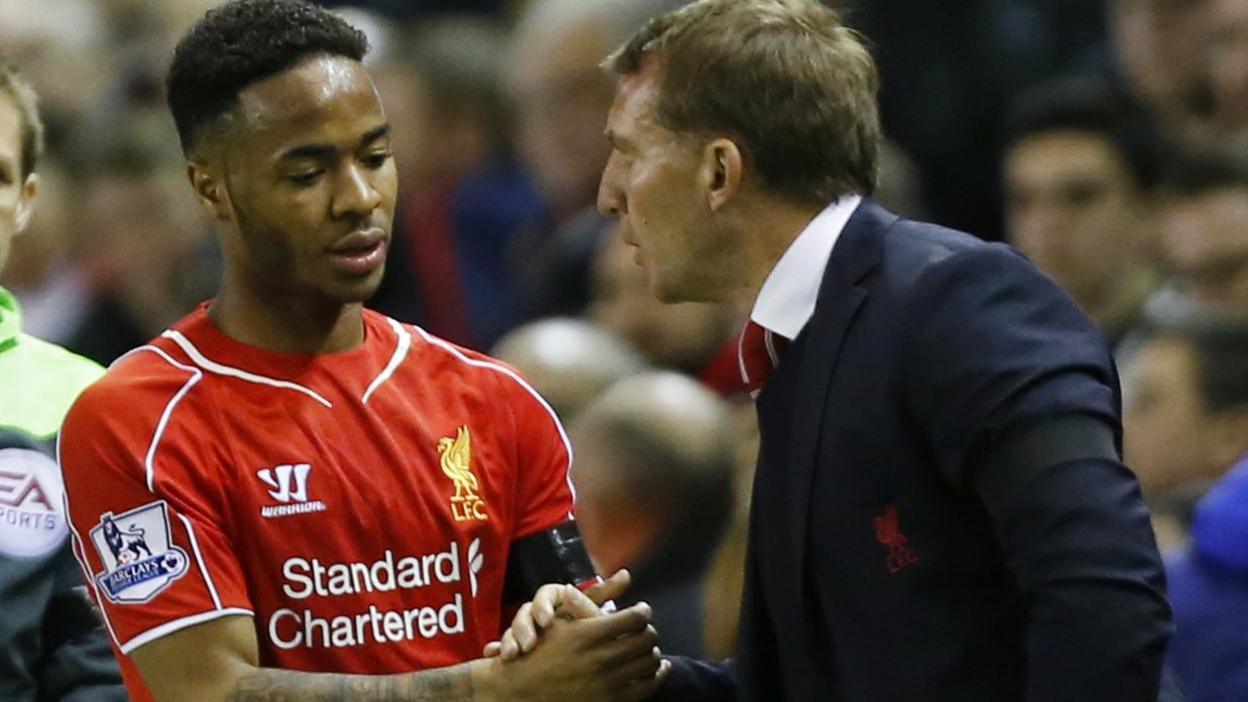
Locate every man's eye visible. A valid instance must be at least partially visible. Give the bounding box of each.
[362,152,391,169]
[289,171,324,186]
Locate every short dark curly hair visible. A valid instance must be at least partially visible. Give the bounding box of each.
[166,0,369,155]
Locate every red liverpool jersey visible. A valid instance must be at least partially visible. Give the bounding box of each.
[58,305,575,700]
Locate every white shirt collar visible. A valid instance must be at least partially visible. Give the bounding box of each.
[750,195,862,340]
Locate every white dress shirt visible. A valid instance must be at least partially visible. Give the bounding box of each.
[750,195,863,341]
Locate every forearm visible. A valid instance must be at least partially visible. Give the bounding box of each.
[225,659,486,702]
[978,442,1171,700]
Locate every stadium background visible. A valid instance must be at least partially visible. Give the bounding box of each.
[2,0,1247,694]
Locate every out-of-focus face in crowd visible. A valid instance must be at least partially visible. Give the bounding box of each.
[1210,0,1248,136]
[1109,0,1214,145]
[1162,185,1248,293]
[507,4,616,217]
[1005,130,1154,315]
[0,90,37,275]
[1123,336,1210,493]
[1124,329,1248,496]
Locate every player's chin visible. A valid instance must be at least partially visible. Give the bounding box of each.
[323,269,387,304]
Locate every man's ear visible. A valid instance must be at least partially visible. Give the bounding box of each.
[13,173,39,234]
[702,138,743,213]
[187,160,233,221]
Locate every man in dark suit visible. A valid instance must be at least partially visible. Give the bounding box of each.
[491,1,1176,700]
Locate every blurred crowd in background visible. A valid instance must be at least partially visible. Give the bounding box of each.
[3,0,1248,697]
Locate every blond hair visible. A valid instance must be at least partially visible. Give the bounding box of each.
[0,56,43,179]
[605,0,880,205]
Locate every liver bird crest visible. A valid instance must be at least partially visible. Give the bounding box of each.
[438,426,479,500]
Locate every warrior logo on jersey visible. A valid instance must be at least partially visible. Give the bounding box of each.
[438,426,487,522]
[89,501,189,603]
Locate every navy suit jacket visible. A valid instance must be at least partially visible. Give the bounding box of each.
[658,200,1175,701]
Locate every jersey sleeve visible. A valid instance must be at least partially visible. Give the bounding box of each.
[502,371,576,539]
[58,355,253,656]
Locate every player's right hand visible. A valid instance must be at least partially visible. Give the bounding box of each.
[484,569,632,660]
[476,600,669,702]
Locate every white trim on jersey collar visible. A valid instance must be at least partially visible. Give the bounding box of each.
[750,195,863,341]
[133,345,203,493]
[362,317,412,404]
[162,330,334,408]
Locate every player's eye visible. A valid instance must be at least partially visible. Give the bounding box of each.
[362,152,391,170]
[288,170,325,187]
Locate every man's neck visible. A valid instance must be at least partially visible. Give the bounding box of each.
[728,197,828,317]
[209,281,365,355]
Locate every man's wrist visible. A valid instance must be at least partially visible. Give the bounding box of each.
[468,657,504,702]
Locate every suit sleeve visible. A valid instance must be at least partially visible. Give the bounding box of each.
[58,363,254,656]
[903,246,1172,702]
[502,370,576,539]
[651,657,737,702]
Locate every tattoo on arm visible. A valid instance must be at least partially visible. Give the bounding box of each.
[226,666,474,702]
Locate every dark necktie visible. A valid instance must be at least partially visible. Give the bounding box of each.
[738,320,788,398]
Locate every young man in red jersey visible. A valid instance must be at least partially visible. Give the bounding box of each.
[57,2,666,701]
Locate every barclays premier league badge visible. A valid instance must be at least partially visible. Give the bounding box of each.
[90,501,189,603]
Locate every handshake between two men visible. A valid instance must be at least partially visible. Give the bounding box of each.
[479,570,673,702]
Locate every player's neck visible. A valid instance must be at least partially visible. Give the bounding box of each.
[209,282,365,355]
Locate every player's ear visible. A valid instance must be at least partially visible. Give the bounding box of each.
[701,138,742,213]
[13,172,39,234]
[187,160,232,221]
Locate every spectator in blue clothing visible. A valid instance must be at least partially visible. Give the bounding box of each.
[1123,317,1248,551]
[368,17,546,349]
[505,0,689,320]
[1166,455,1248,702]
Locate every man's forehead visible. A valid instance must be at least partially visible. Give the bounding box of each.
[609,70,662,132]
[233,55,381,135]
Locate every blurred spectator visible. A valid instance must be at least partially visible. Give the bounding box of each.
[368,16,546,349]
[1122,318,1248,550]
[587,232,740,392]
[570,372,734,657]
[64,154,216,366]
[0,160,91,344]
[1165,456,1248,702]
[1107,0,1217,148]
[317,0,508,19]
[700,401,760,658]
[0,53,125,702]
[874,139,928,221]
[506,0,687,318]
[1003,79,1164,346]
[1209,0,1248,146]
[0,0,111,148]
[1156,151,1248,313]
[492,317,646,421]
[845,0,1110,239]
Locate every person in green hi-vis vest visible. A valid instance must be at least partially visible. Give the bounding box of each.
[0,56,127,701]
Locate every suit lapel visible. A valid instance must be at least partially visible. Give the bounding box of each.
[786,199,894,585]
